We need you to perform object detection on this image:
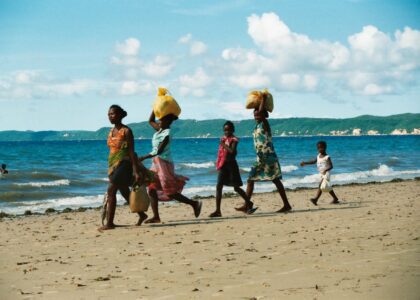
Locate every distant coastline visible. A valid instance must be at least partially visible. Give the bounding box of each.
[0,113,419,141]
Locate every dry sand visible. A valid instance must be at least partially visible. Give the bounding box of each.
[0,180,419,300]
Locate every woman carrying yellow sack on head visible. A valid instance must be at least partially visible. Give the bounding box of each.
[237,89,292,214]
[138,88,202,224]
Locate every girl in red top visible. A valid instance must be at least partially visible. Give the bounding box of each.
[210,121,255,217]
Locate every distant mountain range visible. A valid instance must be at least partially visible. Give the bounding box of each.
[1,113,419,141]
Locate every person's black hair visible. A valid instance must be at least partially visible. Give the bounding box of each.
[161,114,178,122]
[317,141,327,148]
[109,104,127,119]
[223,121,235,132]
[254,109,269,118]
[1,164,5,169]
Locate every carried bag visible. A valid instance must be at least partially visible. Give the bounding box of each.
[129,184,150,212]
[320,173,332,192]
[245,89,274,112]
[153,87,181,120]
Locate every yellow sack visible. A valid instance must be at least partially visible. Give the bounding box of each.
[129,184,150,212]
[245,89,274,112]
[153,87,181,120]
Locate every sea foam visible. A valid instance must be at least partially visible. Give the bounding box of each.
[180,162,215,169]
[14,179,71,188]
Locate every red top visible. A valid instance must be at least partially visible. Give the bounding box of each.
[216,136,239,170]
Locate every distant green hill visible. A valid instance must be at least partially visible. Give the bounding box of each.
[0,114,419,141]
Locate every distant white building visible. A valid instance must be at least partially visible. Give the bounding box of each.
[352,128,361,136]
[412,128,420,135]
[330,130,349,136]
[391,129,408,135]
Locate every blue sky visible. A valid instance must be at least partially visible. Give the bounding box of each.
[0,0,419,131]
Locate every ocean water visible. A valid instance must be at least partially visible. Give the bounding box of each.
[0,135,419,214]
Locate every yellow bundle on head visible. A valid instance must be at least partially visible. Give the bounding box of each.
[153,87,181,120]
[245,88,274,112]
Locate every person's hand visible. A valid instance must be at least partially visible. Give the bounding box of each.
[300,161,305,167]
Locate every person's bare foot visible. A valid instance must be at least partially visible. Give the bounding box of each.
[194,201,202,218]
[330,199,340,204]
[98,224,115,231]
[310,198,318,206]
[236,201,254,213]
[235,204,247,212]
[145,217,161,224]
[136,213,148,226]
[276,205,292,213]
[209,211,222,218]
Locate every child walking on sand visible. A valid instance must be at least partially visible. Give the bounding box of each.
[209,121,255,218]
[237,94,292,213]
[300,141,340,205]
[139,112,202,223]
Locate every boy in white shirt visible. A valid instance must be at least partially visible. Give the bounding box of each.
[300,141,340,205]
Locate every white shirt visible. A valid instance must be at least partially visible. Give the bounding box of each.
[317,154,331,173]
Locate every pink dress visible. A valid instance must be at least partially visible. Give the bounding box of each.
[147,129,189,201]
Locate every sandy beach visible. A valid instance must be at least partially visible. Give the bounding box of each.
[0,180,419,299]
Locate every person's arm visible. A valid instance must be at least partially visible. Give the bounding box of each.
[126,128,141,183]
[139,136,170,161]
[262,119,271,135]
[323,157,333,173]
[300,158,317,167]
[220,140,238,154]
[149,111,160,131]
[257,93,266,114]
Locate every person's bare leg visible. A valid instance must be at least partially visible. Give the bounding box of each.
[310,188,322,206]
[171,193,202,218]
[272,178,292,213]
[145,189,160,223]
[210,183,223,217]
[119,186,130,204]
[99,184,118,230]
[234,186,256,214]
[329,190,340,204]
[236,180,254,212]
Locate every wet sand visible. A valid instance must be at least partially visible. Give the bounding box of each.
[1,180,419,299]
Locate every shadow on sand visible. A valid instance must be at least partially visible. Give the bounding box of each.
[144,202,363,228]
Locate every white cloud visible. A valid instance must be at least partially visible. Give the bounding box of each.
[190,41,207,56]
[115,38,141,56]
[303,74,319,90]
[178,33,207,56]
[119,80,153,96]
[178,33,192,44]
[179,67,212,88]
[111,39,175,79]
[220,102,249,119]
[142,55,174,78]
[0,71,95,100]
[221,12,420,97]
[229,72,271,89]
[179,67,212,97]
[15,70,38,84]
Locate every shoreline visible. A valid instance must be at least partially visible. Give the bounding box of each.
[1,177,418,219]
[1,133,419,143]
